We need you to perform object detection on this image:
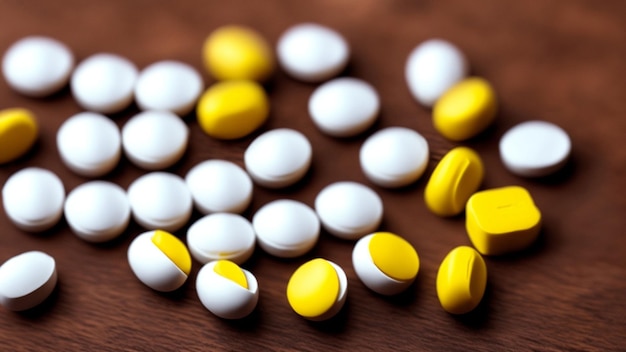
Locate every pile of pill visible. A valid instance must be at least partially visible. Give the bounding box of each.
[0,23,571,320]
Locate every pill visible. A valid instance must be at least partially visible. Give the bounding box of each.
[187,213,256,265]
[0,251,57,311]
[277,23,350,83]
[2,36,74,97]
[185,160,252,215]
[127,230,192,292]
[466,186,542,255]
[352,232,419,295]
[433,77,497,141]
[56,112,121,177]
[308,77,380,137]
[64,181,130,243]
[286,258,347,321]
[202,25,274,82]
[71,53,138,114]
[244,128,312,188]
[424,147,484,217]
[499,120,571,177]
[252,199,319,258]
[359,127,429,188]
[2,167,65,232]
[122,110,189,170]
[314,181,383,240]
[196,80,269,140]
[0,108,38,164]
[127,172,192,232]
[134,60,204,116]
[436,246,487,314]
[196,260,259,319]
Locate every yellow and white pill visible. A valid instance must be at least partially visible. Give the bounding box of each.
[0,108,38,164]
[436,246,487,314]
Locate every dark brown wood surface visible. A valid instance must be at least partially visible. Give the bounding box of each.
[0,1,624,351]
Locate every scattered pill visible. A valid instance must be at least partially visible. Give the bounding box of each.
[314,181,383,240]
[286,258,347,321]
[436,245,487,314]
[0,251,57,311]
[2,36,74,97]
[0,108,38,164]
[127,230,192,292]
[187,213,256,265]
[499,120,571,177]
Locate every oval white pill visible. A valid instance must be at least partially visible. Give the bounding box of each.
[71,53,138,114]
[252,199,319,258]
[122,110,189,170]
[0,251,57,311]
[64,181,130,243]
[308,77,380,137]
[2,36,74,97]
[277,23,349,83]
[360,127,430,188]
[127,172,192,232]
[315,181,383,240]
[134,60,204,116]
[405,39,468,107]
[56,112,121,177]
[2,167,65,232]
[244,128,312,188]
[187,213,256,265]
[499,120,572,177]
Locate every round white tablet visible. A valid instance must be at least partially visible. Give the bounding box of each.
[185,160,252,214]
[71,53,138,114]
[499,120,572,177]
[187,213,256,265]
[314,181,383,240]
[277,23,350,82]
[244,128,312,188]
[2,36,74,97]
[0,251,57,311]
[308,77,380,137]
[359,127,430,188]
[127,172,192,232]
[122,110,189,170]
[134,60,204,116]
[252,199,320,258]
[405,39,468,107]
[56,112,121,177]
[64,181,130,243]
[2,167,65,232]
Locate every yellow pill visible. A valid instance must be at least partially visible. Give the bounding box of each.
[369,232,419,281]
[436,245,487,314]
[196,80,269,140]
[466,186,542,255]
[424,147,484,217]
[0,108,38,164]
[203,25,274,82]
[213,260,248,289]
[433,77,497,141]
[151,230,192,275]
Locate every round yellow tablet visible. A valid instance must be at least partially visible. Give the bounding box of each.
[151,230,192,275]
[0,108,38,164]
[368,232,419,281]
[287,258,340,319]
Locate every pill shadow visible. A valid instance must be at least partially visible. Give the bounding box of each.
[14,278,62,320]
[304,298,350,334]
[450,281,492,329]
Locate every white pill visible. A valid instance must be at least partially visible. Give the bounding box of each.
[314,181,383,240]
[185,160,252,214]
[277,23,349,82]
[244,128,312,188]
[187,213,256,265]
[71,53,138,114]
[360,127,430,188]
[127,172,192,232]
[64,181,130,243]
[2,36,74,97]
[252,199,319,258]
[122,110,189,170]
[2,167,65,232]
[0,251,57,311]
[308,77,380,137]
[499,120,572,177]
[56,112,121,177]
[405,39,468,107]
[134,60,204,116]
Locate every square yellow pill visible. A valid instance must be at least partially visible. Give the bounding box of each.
[466,186,541,255]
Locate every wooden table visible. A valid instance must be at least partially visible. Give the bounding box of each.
[0,1,624,350]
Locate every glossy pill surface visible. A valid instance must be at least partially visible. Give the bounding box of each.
[0,108,38,164]
[436,246,487,314]
[187,213,256,265]
[0,251,57,311]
